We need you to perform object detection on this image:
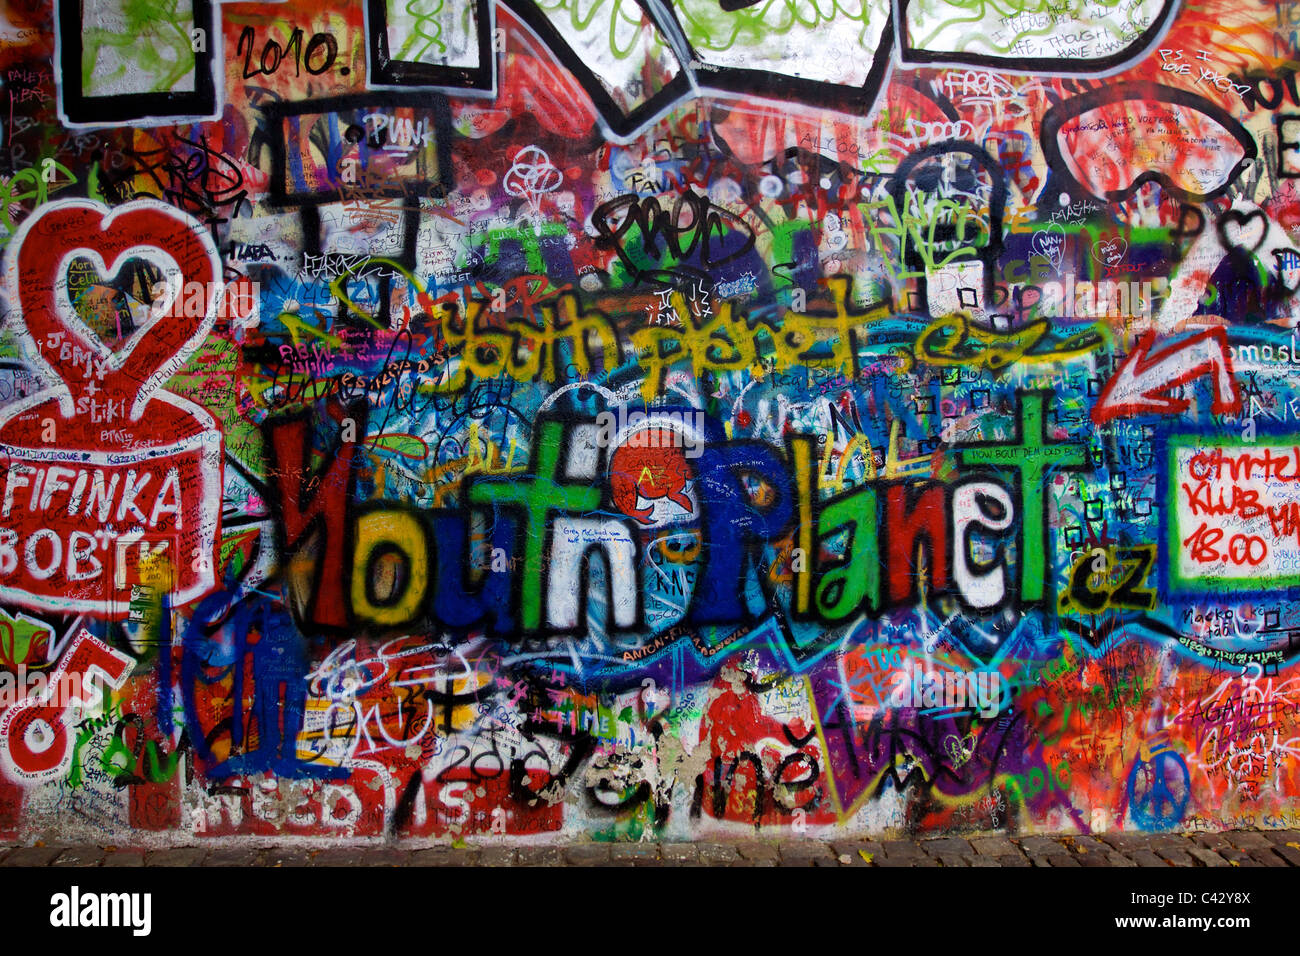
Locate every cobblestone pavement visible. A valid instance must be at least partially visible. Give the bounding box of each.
[0,828,1297,866]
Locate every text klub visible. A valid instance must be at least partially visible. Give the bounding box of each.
[271,392,1084,636]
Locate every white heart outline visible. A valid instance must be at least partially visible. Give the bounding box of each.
[1091,236,1128,264]
[53,244,184,363]
[1030,222,1066,271]
[1,197,224,423]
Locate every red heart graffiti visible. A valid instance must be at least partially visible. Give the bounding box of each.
[5,199,222,422]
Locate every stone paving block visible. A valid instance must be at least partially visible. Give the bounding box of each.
[145,848,207,867]
[994,855,1032,867]
[515,846,564,867]
[53,847,106,866]
[969,856,1003,867]
[565,844,611,865]
[262,848,316,867]
[1077,851,1121,867]
[477,847,517,867]
[1188,847,1232,868]
[779,842,834,861]
[879,840,930,861]
[1267,842,1300,866]
[1264,829,1300,846]
[929,854,971,867]
[875,855,919,868]
[408,848,457,867]
[1191,833,1234,852]
[735,843,779,863]
[1019,837,1072,856]
[699,843,742,864]
[612,843,661,863]
[316,847,409,867]
[1218,848,1259,867]
[1224,831,1273,850]
[1129,850,1171,867]
[1154,849,1197,866]
[310,848,369,867]
[2,847,64,866]
[921,837,974,855]
[200,848,263,867]
[102,849,148,867]
[969,836,1020,857]
[1246,848,1287,867]
[365,849,410,866]
[662,844,699,864]
[1069,836,1109,855]
[1101,834,1151,852]
[1028,853,1077,867]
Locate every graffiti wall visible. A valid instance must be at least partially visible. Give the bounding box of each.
[0,0,1297,846]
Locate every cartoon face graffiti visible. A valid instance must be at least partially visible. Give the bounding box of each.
[608,429,696,526]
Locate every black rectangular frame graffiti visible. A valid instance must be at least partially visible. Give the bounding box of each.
[262,92,455,209]
[56,0,218,126]
[365,0,496,92]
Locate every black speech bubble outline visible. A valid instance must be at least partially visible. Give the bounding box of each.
[1040,82,1257,204]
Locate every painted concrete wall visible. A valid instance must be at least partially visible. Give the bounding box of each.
[0,0,1293,845]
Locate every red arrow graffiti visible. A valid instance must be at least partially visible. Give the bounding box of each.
[1092,328,1241,425]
